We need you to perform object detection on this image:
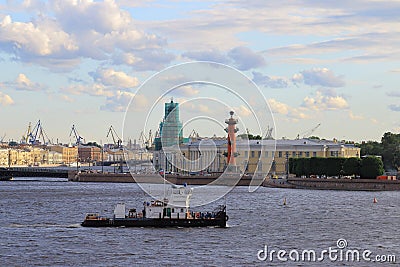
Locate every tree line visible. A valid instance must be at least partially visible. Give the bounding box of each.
[289,156,384,179]
[358,132,400,171]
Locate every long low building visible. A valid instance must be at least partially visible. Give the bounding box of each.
[153,138,360,176]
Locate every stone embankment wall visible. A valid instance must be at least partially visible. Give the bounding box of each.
[286,178,400,191]
[73,172,255,186]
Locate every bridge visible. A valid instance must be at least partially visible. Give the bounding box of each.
[0,167,70,178]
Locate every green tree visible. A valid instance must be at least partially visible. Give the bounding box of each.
[237,133,262,140]
[84,142,101,148]
[360,156,384,179]
[343,157,361,177]
[289,158,296,174]
[309,157,326,176]
[303,158,311,177]
[294,159,305,177]
[326,158,345,177]
[358,141,383,157]
[381,132,400,171]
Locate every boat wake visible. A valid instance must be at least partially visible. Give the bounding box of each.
[9,223,82,228]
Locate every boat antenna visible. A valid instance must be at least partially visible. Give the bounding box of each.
[163,151,166,202]
[224,195,227,209]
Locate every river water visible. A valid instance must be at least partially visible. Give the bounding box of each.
[0,178,399,266]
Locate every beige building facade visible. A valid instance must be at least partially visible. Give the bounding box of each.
[153,138,361,175]
[49,145,78,164]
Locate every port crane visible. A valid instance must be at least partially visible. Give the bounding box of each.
[106,125,122,148]
[189,129,199,139]
[70,125,84,145]
[263,126,274,140]
[24,120,52,145]
[296,123,321,139]
[23,122,32,143]
[0,133,5,143]
[139,130,153,149]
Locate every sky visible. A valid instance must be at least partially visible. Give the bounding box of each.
[0,0,399,144]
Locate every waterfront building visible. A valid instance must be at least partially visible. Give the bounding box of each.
[154,137,360,175]
[0,149,9,166]
[48,151,63,165]
[105,148,124,162]
[49,145,78,164]
[78,145,101,163]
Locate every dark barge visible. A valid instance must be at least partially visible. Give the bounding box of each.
[81,186,228,228]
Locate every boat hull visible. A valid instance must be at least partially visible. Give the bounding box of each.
[82,215,227,228]
[0,176,12,181]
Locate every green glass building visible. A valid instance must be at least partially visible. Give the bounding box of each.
[154,99,183,150]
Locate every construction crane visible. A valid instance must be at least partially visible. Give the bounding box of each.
[70,125,84,145]
[106,125,122,148]
[296,123,321,139]
[138,130,154,149]
[0,133,5,143]
[147,130,153,147]
[25,120,52,145]
[23,122,32,143]
[264,126,274,140]
[189,129,199,139]
[139,131,147,149]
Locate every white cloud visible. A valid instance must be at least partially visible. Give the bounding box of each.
[388,104,400,112]
[252,71,289,88]
[293,68,345,87]
[52,0,131,33]
[61,94,75,103]
[387,91,400,97]
[182,49,230,64]
[60,83,114,97]
[228,46,265,70]
[268,98,309,121]
[268,98,290,115]
[172,85,200,97]
[2,73,46,91]
[101,91,147,112]
[0,92,14,106]
[302,90,349,111]
[90,68,139,88]
[349,111,364,120]
[112,50,175,71]
[236,105,252,117]
[0,1,172,71]
[0,15,78,57]
[182,46,265,71]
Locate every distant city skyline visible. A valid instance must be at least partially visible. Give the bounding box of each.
[0,1,399,144]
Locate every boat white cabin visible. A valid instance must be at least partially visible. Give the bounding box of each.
[113,186,193,219]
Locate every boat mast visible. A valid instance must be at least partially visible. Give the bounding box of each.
[163,151,166,202]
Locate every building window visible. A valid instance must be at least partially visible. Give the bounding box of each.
[292,152,296,157]
[251,151,255,158]
[245,151,248,157]
[305,152,310,157]
[258,151,261,157]
[272,151,275,158]
[265,151,269,157]
[298,152,303,157]
[278,151,282,158]
[313,152,317,157]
